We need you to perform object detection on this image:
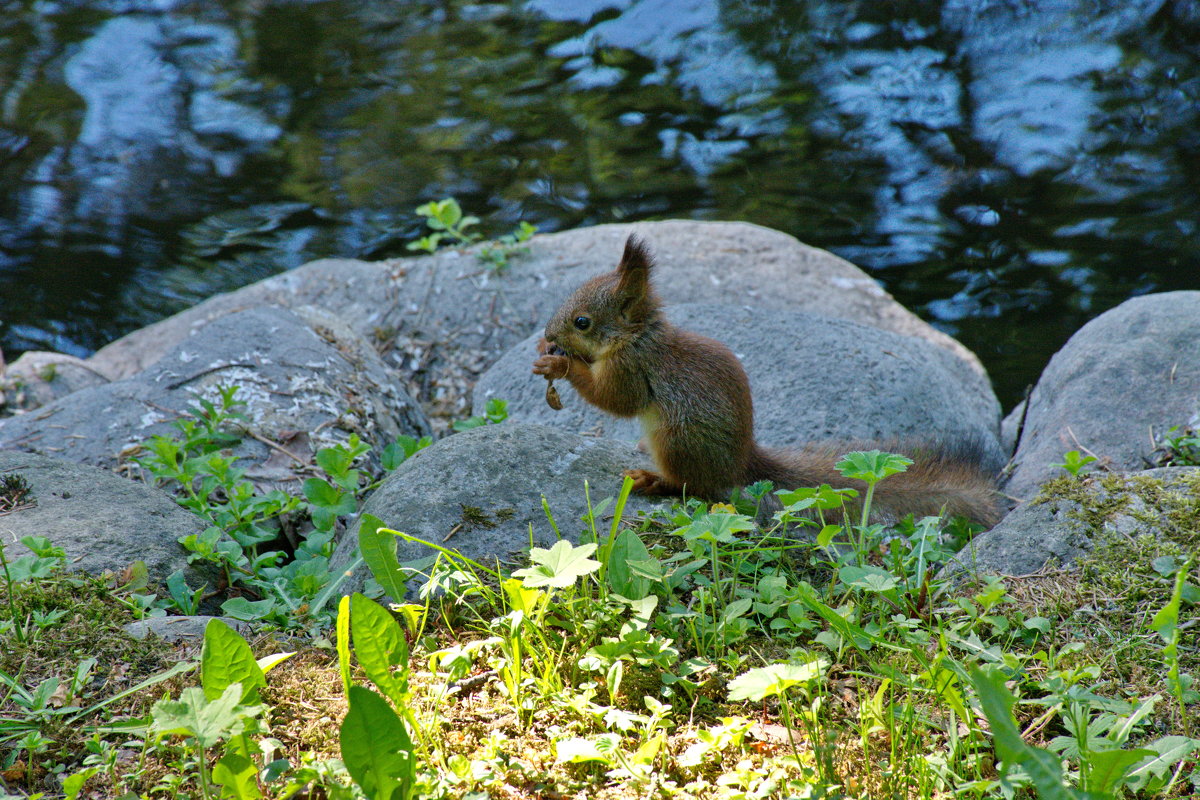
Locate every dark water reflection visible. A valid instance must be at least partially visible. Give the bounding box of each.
[1,0,1198,408]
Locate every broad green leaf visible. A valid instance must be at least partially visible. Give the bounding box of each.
[62,767,100,800]
[607,530,655,599]
[634,733,666,765]
[358,514,408,601]
[221,597,277,622]
[728,661,828,702]
[679,512,755,544]
[202,619,266,703]
[512,540,600,588]
[381,436,430,470]
[723,597,753,622]
[502,577,547,615]
[316,447,356,480]
[350,593,410,706]
[123,560,150,592]
[340,686,415,800]
[839,565,900,593]
[1125,735,1200,791]
[816,524,842,547]
[303,478,356,514]
[1086,748,1156,795]
[626,558,665,582]
[302,477,341,506]
[620,594,659,629]
[777,485,857,512]
[836,451,912,483]
[439,198,462,227]
[151,684,262,750]
[212,752,263,799]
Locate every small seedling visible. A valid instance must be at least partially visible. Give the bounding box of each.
[406,198,481,253]
[451,397,508,432]
[1054,449,1098,476]
[406,197,537,271]
[1154,425,1200,466]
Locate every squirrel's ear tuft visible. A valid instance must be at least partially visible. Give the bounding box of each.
[619,234,654,274]
[615,234,658,318]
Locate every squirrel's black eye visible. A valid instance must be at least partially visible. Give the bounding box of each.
[573,316,591,331]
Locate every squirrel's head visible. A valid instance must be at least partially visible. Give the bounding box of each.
[544,234,661,361]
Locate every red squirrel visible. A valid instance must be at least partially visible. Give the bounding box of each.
[532,235,999,526]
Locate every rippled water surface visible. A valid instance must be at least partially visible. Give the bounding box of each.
[2,0,1198,407]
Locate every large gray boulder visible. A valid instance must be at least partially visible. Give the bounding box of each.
[0,305,430,479]
[0,451,207,583]
[1004,292,1200,500]
[476,305,1006,469]
[86,221,988,429]
[330,423,668,597]
[946,467,1200,579]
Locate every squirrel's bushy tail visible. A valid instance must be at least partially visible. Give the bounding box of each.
[746,439,1001,527]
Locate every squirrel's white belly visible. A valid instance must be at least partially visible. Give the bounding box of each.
[638,405,662,464]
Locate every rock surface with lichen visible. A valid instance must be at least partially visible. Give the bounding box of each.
[945,467,1200,580]
[0,305,431,480]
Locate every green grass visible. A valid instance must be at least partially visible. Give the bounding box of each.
[2,455,1196,799]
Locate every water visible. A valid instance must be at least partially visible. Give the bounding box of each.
[1,0,1198,408]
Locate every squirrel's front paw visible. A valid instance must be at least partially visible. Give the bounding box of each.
[623,468,670,496]
[532,353,570,379]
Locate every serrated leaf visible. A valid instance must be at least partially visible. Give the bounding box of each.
[679,511,755,544]
[212,752,263,799]
[512,540,600,588]
[836,450,912,482]
[151,684,262,750]
[728,661,828,702]
[554,737,611,764]
[316,447,354,478]
[839,565,900,593]
[1126,735,1200,790]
